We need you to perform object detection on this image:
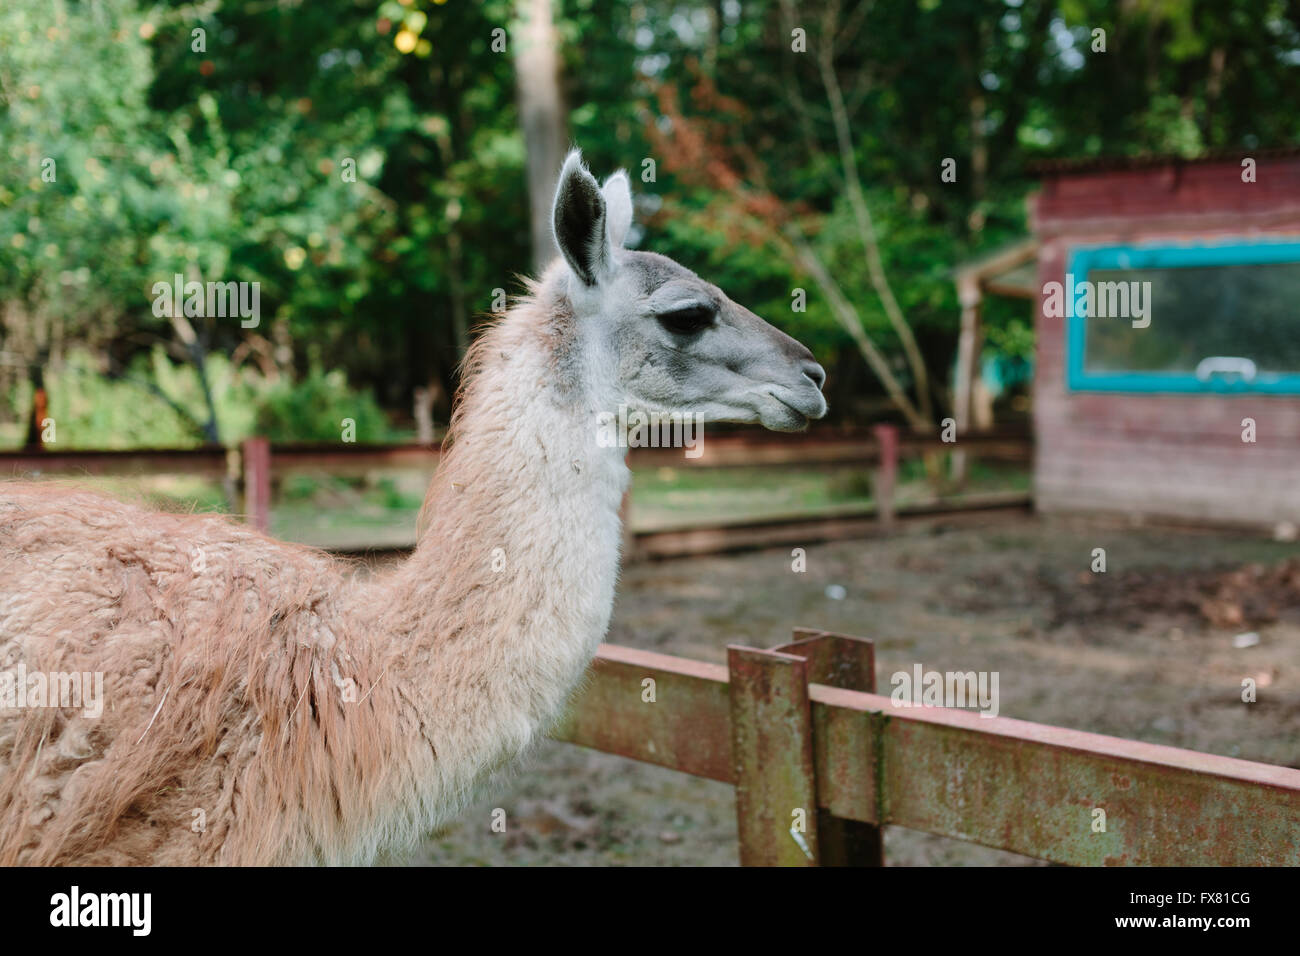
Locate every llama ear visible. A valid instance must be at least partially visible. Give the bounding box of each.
[601,171,633,248]
[552,149,611,286]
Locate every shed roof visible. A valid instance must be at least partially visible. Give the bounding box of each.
[1027,145,1300,177]
[952,237,1038,300]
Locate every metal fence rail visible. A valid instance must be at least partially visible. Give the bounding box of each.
[551,630,1300,866]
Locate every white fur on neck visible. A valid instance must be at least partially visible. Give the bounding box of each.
[361,294,630,861]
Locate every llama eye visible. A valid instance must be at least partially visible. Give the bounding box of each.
[656,306,714,336]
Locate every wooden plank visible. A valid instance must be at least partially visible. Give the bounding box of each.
[0,447,229,477]
[271,443,441,476]
[1,431,1033,479]
[728,646,820,866]
[551,644,732,783]
[775,631,884,866]
[633,493,1032,560]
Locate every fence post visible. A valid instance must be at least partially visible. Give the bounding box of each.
[728,632,885,866]
[951,274,983,486]
[873,424,898,528]
[727,645,820,866]
[774,629,885,866]
[242,437,271,533]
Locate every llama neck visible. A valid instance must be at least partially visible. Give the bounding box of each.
[361,299,628,830]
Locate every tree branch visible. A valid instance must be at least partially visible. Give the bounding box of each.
[779,221,927,429]
[816,0,934,426]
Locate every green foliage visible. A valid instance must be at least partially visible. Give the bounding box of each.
[253,366,395,443]
[9,351,201,448]
[983,312,1036,363]
[3,348,395,448]
[0,0,158,337]
[5,0,1300,439]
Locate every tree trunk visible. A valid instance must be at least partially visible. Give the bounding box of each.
[23,362,46,451]
[413,384,438,445]
[515,0,567,273]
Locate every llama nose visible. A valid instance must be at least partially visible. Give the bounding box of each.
[802,361,826,390]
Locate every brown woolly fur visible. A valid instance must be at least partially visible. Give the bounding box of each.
[0,484,393,864]
[0,273,624,865]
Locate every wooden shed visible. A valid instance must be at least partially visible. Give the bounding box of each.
[955,151,1300,528]
[1006,150,1300,530]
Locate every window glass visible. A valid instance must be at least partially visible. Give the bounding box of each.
[1084,261,1300,376]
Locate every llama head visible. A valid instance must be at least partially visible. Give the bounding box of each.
[551,150,828,432]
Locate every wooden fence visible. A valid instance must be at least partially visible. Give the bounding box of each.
[0,426,1033,557]
[554,630,1300,866]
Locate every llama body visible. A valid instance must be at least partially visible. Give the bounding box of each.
[0,153,825,864]
[0,278,626,865]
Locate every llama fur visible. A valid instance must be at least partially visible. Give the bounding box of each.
[0,271,628,865]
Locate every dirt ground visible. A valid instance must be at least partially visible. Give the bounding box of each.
[410,513,1300,867]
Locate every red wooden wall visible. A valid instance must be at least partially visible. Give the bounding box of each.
[1029,155,1300,528]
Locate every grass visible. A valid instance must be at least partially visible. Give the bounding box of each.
[629,459,1030,531]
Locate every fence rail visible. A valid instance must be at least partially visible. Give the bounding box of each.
[0,426,1031,474]
[632,491,1031,560]
[0,445,234,476]
[0,427,1033,557]
[553,631,1300,866]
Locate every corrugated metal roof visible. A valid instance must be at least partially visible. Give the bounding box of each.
[1027,145,1300,176]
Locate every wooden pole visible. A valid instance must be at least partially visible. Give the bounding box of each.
[872,424,898,528]
[952,274,983,485]
[515,0,566,273]
[777,629,884,866]
[241,437,271,533]
[728,631,885,866]
[728,644,820,866]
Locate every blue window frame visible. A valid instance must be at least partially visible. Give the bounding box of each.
[1065,238,1300,394]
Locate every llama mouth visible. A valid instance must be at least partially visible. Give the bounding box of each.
[764,393,815,431]
[771,389,827,419]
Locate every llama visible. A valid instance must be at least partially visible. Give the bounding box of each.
[0,151,827,865]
